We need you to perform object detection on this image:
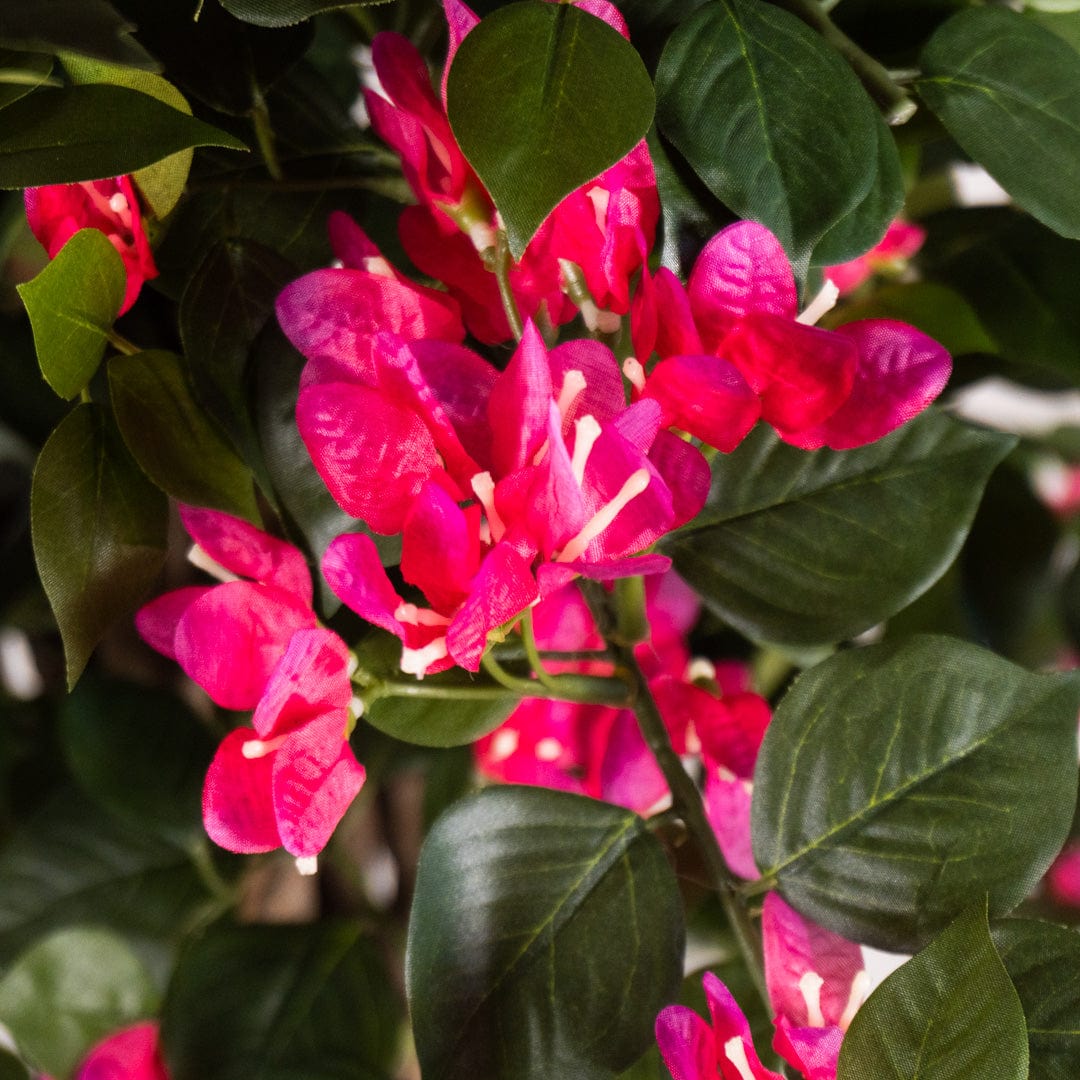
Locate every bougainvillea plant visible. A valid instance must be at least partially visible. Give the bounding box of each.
[2,0,1080,1077]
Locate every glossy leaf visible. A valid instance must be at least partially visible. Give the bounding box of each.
[31,404,167,687]
[0,0,155,69]
[656,0,882,271]
[16,229,125,400]
[0,84,246,189]
[661,410,1015,648]
[60,53,194,218]
[918,7,1080,240]
[219,0,391,27]
[160,922,400,1080]
[752,635,1080,950]
[59,675,213,847]
[179,239,296,483]
[407,786,684,1080]
[109,350,260,523]
[0,790,210,969]
[0,927,157,1079]
[992,919,1080,1080]
[0,51,54,112]
[837,905,1028,1080]
[447,1,654,258]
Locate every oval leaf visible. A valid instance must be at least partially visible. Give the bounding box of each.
[0,51,54,112]
[992,918,1080,1079]
[16,228,125,400]
[752,635,1080,950]
[656,0,883,271]
[918,6,1080,240]
[447,1,654,258]
[0,84,246,189]
[31,404,167,687]
[160,922,400,1079]
[0,927,158,1079]
[109,350,260,523]
[219,0,390,27]
[837,905,1028,1080]
[407,786,684,1080]
[661,410,1016,648]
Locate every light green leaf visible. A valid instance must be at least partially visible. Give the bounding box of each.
[60,53,194,218]
[17,229,125,400]
[0,84,246,189]
[752,635,1080,950]
[407,786,684,1080]
[837,905,1028,1080]
[108,350,260,523]
[656,0,883,272]
[918,6,1080,240]
[447,1,654,258]
[31,404,167,687]
[0,927,157,1079]
[160,922,400,1080]
[661,410,1015,648]
[993,918,1080,1080]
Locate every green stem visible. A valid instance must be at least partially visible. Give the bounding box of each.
[520,609,564,693]
[250,84,284,181]
[189,836,237,904]
[767,0,917,125]
[481,651,631,706]
[106,329,139,356]
[494,230,524,341]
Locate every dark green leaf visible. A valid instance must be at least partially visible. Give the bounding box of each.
[59,676,214,847]
[0,927,157,1078]
[407,786,684,1080]
[0,84,246,189]
[0,51,54,112]
[31,404,167,687]
[992,918,1080,1080]
[918,7,1080,240]
[752,635,1080,950]
[161,922,400,1080]
[837,905,1028,1080]
[447,1,654,258]
[0,1050,30,1080]
[829,281,996,358]
[811,113,904,267]
[656,0,882,272]
[109,350,260,523]
[0,789,211,970]
[0,0,155,70]
[60,53,194,218]
[16,229,125,400]
[356,630,516,747]
[179,240,296,485]
[662,410,1015,648]
[219,0,391,28]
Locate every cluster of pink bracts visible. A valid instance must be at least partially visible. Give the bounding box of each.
[21,1,955,1075]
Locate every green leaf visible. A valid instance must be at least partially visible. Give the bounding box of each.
[0,84,246,189]
[0,0,156,70]
[447,1,654,258]
[59,53,194,218]
[31,404,167,688]
[918,7,1080,240]
[752,635,1080,950]
[0,789,211,970]
[837,905,1028,1080]
[0,927,158,1079]
[829,281,997,358]
[407,786,684,1080]
[109,350,260,523]
[661,410,1015,648]
[59,675,214,847]
[179,240,296,486]
[656,0,882,272]
[992,918,1080,1080]
[0,51,55,112]
[160,922,400,1080]
[16,229,126,401]
[219,0,391,27]
[0,1050,30,1080]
